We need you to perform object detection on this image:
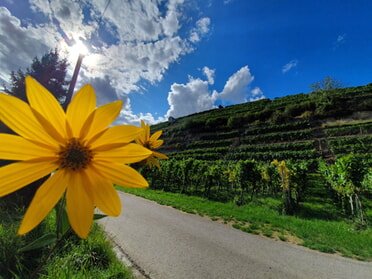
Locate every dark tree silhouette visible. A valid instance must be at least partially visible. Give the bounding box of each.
[3,49,70,104]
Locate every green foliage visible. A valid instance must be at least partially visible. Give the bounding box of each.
[184,118,205,130]
[238,142,314,153]
[361,169,372,193]
[300,110,314,119]
[200,130,240,140]
[205,117,228,129]
[0,201,44,278]
[141,159,294,203]
[271,160,298,215]
[286,160,311,202]
[186,139,233,149]
[244,120,311,136]
[150,79,372,225]
[0,201,133,279]
[318,154,371,225]
[227,115,245,128]
[242,129,313,144]
[40,223,133,279]
[309,77,344,114]
[358,98,372,110]
[325,122,372,137]
[226,150,317,162]
[310,76,343,92]
[225,160,262,205]
[284,101,315,118]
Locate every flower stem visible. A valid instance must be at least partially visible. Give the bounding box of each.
[29,227,72,279]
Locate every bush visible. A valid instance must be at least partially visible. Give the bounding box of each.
[227,115,245,128]
[205,117,228,129]
[184,119,205,130]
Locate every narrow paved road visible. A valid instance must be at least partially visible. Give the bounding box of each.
[99,192,372,279]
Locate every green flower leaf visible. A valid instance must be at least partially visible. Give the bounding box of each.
[18,233,57,252]
[93,213,108,220]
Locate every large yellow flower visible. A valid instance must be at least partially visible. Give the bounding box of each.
[0,76,152,238]
[135,120,168,169]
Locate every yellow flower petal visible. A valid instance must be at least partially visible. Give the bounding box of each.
[89,125,144,149]
[150,130,162,142]
[0,134,55,160]
[134,137,144,146]
[82,100,122,140]
[18,170,68,235]
[0,94,58,147]
[140,120,146,129]
[153,151,169,159]
[0,161,56,197]
[25,76,66,139]
[94,143,152,163]
[31,108,65,144]
[83,167,121,216]
[93,161,149,188]
[66,84,96,137]
[66,172,94,238]
[149,156,160,169]
[143,120,150,140]
[151,139,164,149]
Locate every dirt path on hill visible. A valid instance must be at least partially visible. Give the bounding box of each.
[99,192,372,279]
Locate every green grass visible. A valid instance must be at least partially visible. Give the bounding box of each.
[118,186,372,261]
[39,222,134,279]
[0,197,134,279]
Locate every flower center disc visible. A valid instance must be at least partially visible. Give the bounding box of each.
[58,138,93,171]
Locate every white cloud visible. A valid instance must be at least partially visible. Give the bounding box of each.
[162,0,184,37]
[166,66,265,118]
[215,66,254,104]
[85,36,189,94]
[282,59,298,73]
[113,94,166,126]
[0,7,56,82]
[250,87,265,101]
[189,17,211,43]
[202,66,215,85]
[0,1,211,125]
[166,77,216,118]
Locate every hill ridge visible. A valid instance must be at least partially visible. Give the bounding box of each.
[152,83,372,162]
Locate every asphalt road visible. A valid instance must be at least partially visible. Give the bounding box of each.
[99,192,372,279]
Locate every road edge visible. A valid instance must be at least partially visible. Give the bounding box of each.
[104,231,152,279]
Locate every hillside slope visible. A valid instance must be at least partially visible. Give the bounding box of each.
[152,83,372,162]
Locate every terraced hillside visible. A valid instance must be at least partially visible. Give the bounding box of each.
[152,83,372,163]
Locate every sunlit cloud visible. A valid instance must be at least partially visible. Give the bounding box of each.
[166,66,264,118]
[203,66,215,85]
[0,1,212,125]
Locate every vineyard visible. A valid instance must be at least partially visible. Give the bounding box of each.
[141,83,372,224]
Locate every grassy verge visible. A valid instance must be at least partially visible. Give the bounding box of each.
[0,197,134,279]
[118,186,372,261]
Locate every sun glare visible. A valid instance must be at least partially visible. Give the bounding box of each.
[59,33,89,64]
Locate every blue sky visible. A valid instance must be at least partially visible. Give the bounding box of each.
[0,0,371,125]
